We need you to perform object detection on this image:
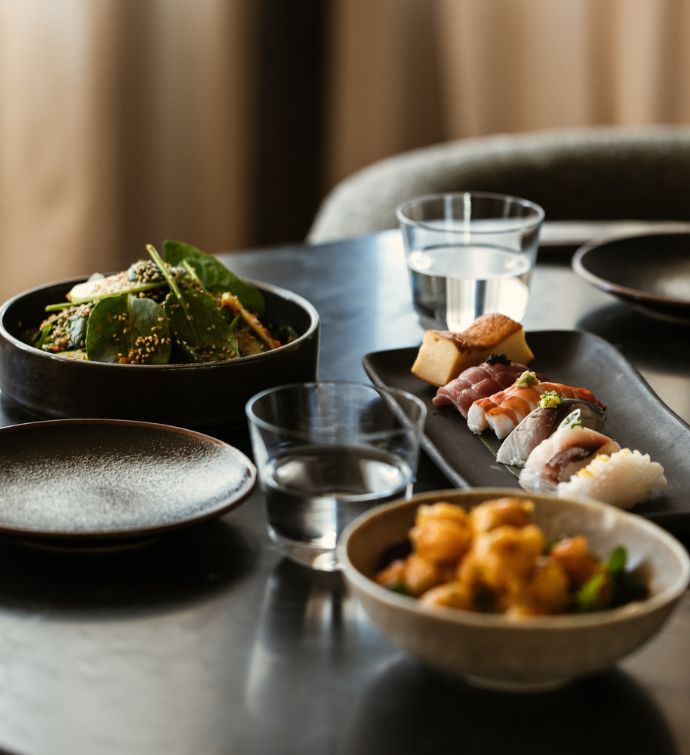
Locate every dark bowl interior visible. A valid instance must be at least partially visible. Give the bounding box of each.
[0,278,319,429]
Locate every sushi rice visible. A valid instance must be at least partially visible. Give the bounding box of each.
[557,448,667,509]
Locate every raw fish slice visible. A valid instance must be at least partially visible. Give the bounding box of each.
[518,410,620,492]
[432,356,532,418]
[496,399,606,467]
[467,380,604,439]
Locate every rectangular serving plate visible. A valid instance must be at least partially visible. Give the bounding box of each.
[364,330,690,535]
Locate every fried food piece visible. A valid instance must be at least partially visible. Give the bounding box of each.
[404,554,451,596]
[375,553,450,597]
[415,501,470,526]
[469,524,545,593]
[375,558,407,589]
[507,557,570,617]
[410,517,473,565]
[549,536,599,587]
[470,497,535,534]
[420,581,473,610]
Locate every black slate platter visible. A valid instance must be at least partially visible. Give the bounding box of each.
[363,330,690,535]
[572,231,690,324]
[0,419,256,543]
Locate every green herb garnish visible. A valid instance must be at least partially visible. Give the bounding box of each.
[538,391,563,409]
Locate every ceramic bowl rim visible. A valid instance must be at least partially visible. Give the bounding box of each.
[338,487,690,631]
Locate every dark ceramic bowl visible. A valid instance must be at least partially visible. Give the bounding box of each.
[0,277,319,429]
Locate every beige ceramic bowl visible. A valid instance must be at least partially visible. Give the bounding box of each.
[338,488,690,692]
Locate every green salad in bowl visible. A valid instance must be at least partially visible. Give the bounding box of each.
[29,240,296,365]
[1,239,318,428]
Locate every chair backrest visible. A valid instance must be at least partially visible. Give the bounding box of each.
[308,126,690,243]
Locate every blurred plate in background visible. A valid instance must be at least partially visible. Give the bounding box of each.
[572,231,690,324]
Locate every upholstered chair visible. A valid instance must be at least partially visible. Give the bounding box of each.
[308,126,690,243]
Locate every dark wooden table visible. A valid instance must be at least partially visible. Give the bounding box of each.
[0,230,688,755]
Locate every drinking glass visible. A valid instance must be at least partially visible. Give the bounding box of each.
[246,381,427,572]
[397,191,545,331]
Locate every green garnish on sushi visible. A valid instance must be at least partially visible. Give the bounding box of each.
[538,391,563,409]
[515,370,539,388]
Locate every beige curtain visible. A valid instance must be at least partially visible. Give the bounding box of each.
[0,0,255,300]
[2,0,690,300]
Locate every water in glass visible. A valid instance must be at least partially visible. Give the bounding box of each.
[407,242,532,331]
[262,444,412,571]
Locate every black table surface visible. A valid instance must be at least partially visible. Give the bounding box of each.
[0,230,689,755]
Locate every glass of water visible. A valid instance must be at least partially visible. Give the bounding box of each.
[246,381,427,572]
[397,192,544,331]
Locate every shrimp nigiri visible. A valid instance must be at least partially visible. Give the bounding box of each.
[466,371,605,439]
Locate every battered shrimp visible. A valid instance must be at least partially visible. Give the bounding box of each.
[416,502,470,526]
[470,497,535,533]
[375,554,449,597]
[404,554,450,596]
[549,536,598,587]
[410,504,472,564]
[420,581,473,610]
[506,557,570,617]
[468,524,544,593]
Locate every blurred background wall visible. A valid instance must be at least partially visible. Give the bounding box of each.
[1,0,689,298]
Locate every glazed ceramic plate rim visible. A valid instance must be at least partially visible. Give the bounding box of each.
[0,275,319,370]
[0,418,257,540]
[572,230,690,317]
[363,330,690,535]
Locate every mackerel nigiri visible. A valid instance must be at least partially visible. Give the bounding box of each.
[496,394,606,467]
[466,371,605,439]
[518,409,620,492]
[432,354,533,418]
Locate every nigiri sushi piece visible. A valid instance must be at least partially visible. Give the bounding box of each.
[557,448,667,509]
[518,409,620,492]
[432,354,533,418]
[496,394,606,467]
[467,371,605,439]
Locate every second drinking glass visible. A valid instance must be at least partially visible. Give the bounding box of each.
[246,381,426,572]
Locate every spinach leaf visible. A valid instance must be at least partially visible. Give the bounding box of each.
[69,310,88,348]
[33,306,91,353]
[86,294,171,364]
[164,288,240,363]
[163,239,265,316]
[146,244,240,363]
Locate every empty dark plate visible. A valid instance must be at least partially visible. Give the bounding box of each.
[0,419,256,542]
[573,231,690,324]
[363,331,690,535]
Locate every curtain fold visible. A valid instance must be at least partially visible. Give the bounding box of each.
[0,0,256,299]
